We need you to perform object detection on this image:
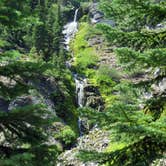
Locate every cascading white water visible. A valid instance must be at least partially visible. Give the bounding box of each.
[63,9,79,50]
[75,76,87,136]
[75,76,87,107]
[74,8,79,22]
[63,8,87,136]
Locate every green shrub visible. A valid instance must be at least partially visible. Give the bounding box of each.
[55,126,77,145]
[71,23,98,73]
[97,65,121,85]
[75,47,98,70]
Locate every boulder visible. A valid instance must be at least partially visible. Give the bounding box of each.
[93,11,104,20]
[89,3,104,24]
[84,84,104,111]
[84,85,100,96]
[86,96,104,111]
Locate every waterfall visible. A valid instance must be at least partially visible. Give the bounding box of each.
[74,9,79,22]
[75,75,87,107]
[63,9,79,50]
[63,8,87,136]
[75,76,87,136]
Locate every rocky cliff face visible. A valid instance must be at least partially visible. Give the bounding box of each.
[1,76,59,114]
[57,4,110,165]
[84,84,104,111]
[57,129,110,166]
[58,2,166,165]
[89,2,115,26]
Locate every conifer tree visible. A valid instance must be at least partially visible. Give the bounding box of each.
[0,1,61,165]
[33,0,63,61]
[78,0,166,165]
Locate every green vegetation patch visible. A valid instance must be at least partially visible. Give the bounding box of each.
[71,22,98,73]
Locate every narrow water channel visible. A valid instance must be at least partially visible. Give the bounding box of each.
[63,9,87,136]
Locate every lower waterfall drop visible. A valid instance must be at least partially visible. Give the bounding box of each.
[74,75,87,108]
[74,75,87,136]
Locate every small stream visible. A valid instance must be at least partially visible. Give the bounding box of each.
[63,9,87,136]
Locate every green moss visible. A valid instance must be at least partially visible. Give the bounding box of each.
[71,23,98,74]
[75,47,98,70]
[71,23,121,109]
[105,142,127,153]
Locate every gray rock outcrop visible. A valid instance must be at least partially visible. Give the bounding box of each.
[57,128,110,166]
[84,84,104,111]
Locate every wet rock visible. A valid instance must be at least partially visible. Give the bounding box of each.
[146,21,166,31]
[84,84,104,111]
[75,75,87,107]
[86,96,104,111]
[84,85,100,96]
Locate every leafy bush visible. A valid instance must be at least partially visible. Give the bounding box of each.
[55,126,77,145]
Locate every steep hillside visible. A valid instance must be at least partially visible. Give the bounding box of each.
[0,0,165,166]
[60,1,166,166]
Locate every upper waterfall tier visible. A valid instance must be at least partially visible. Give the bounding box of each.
[63,9,79,50]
